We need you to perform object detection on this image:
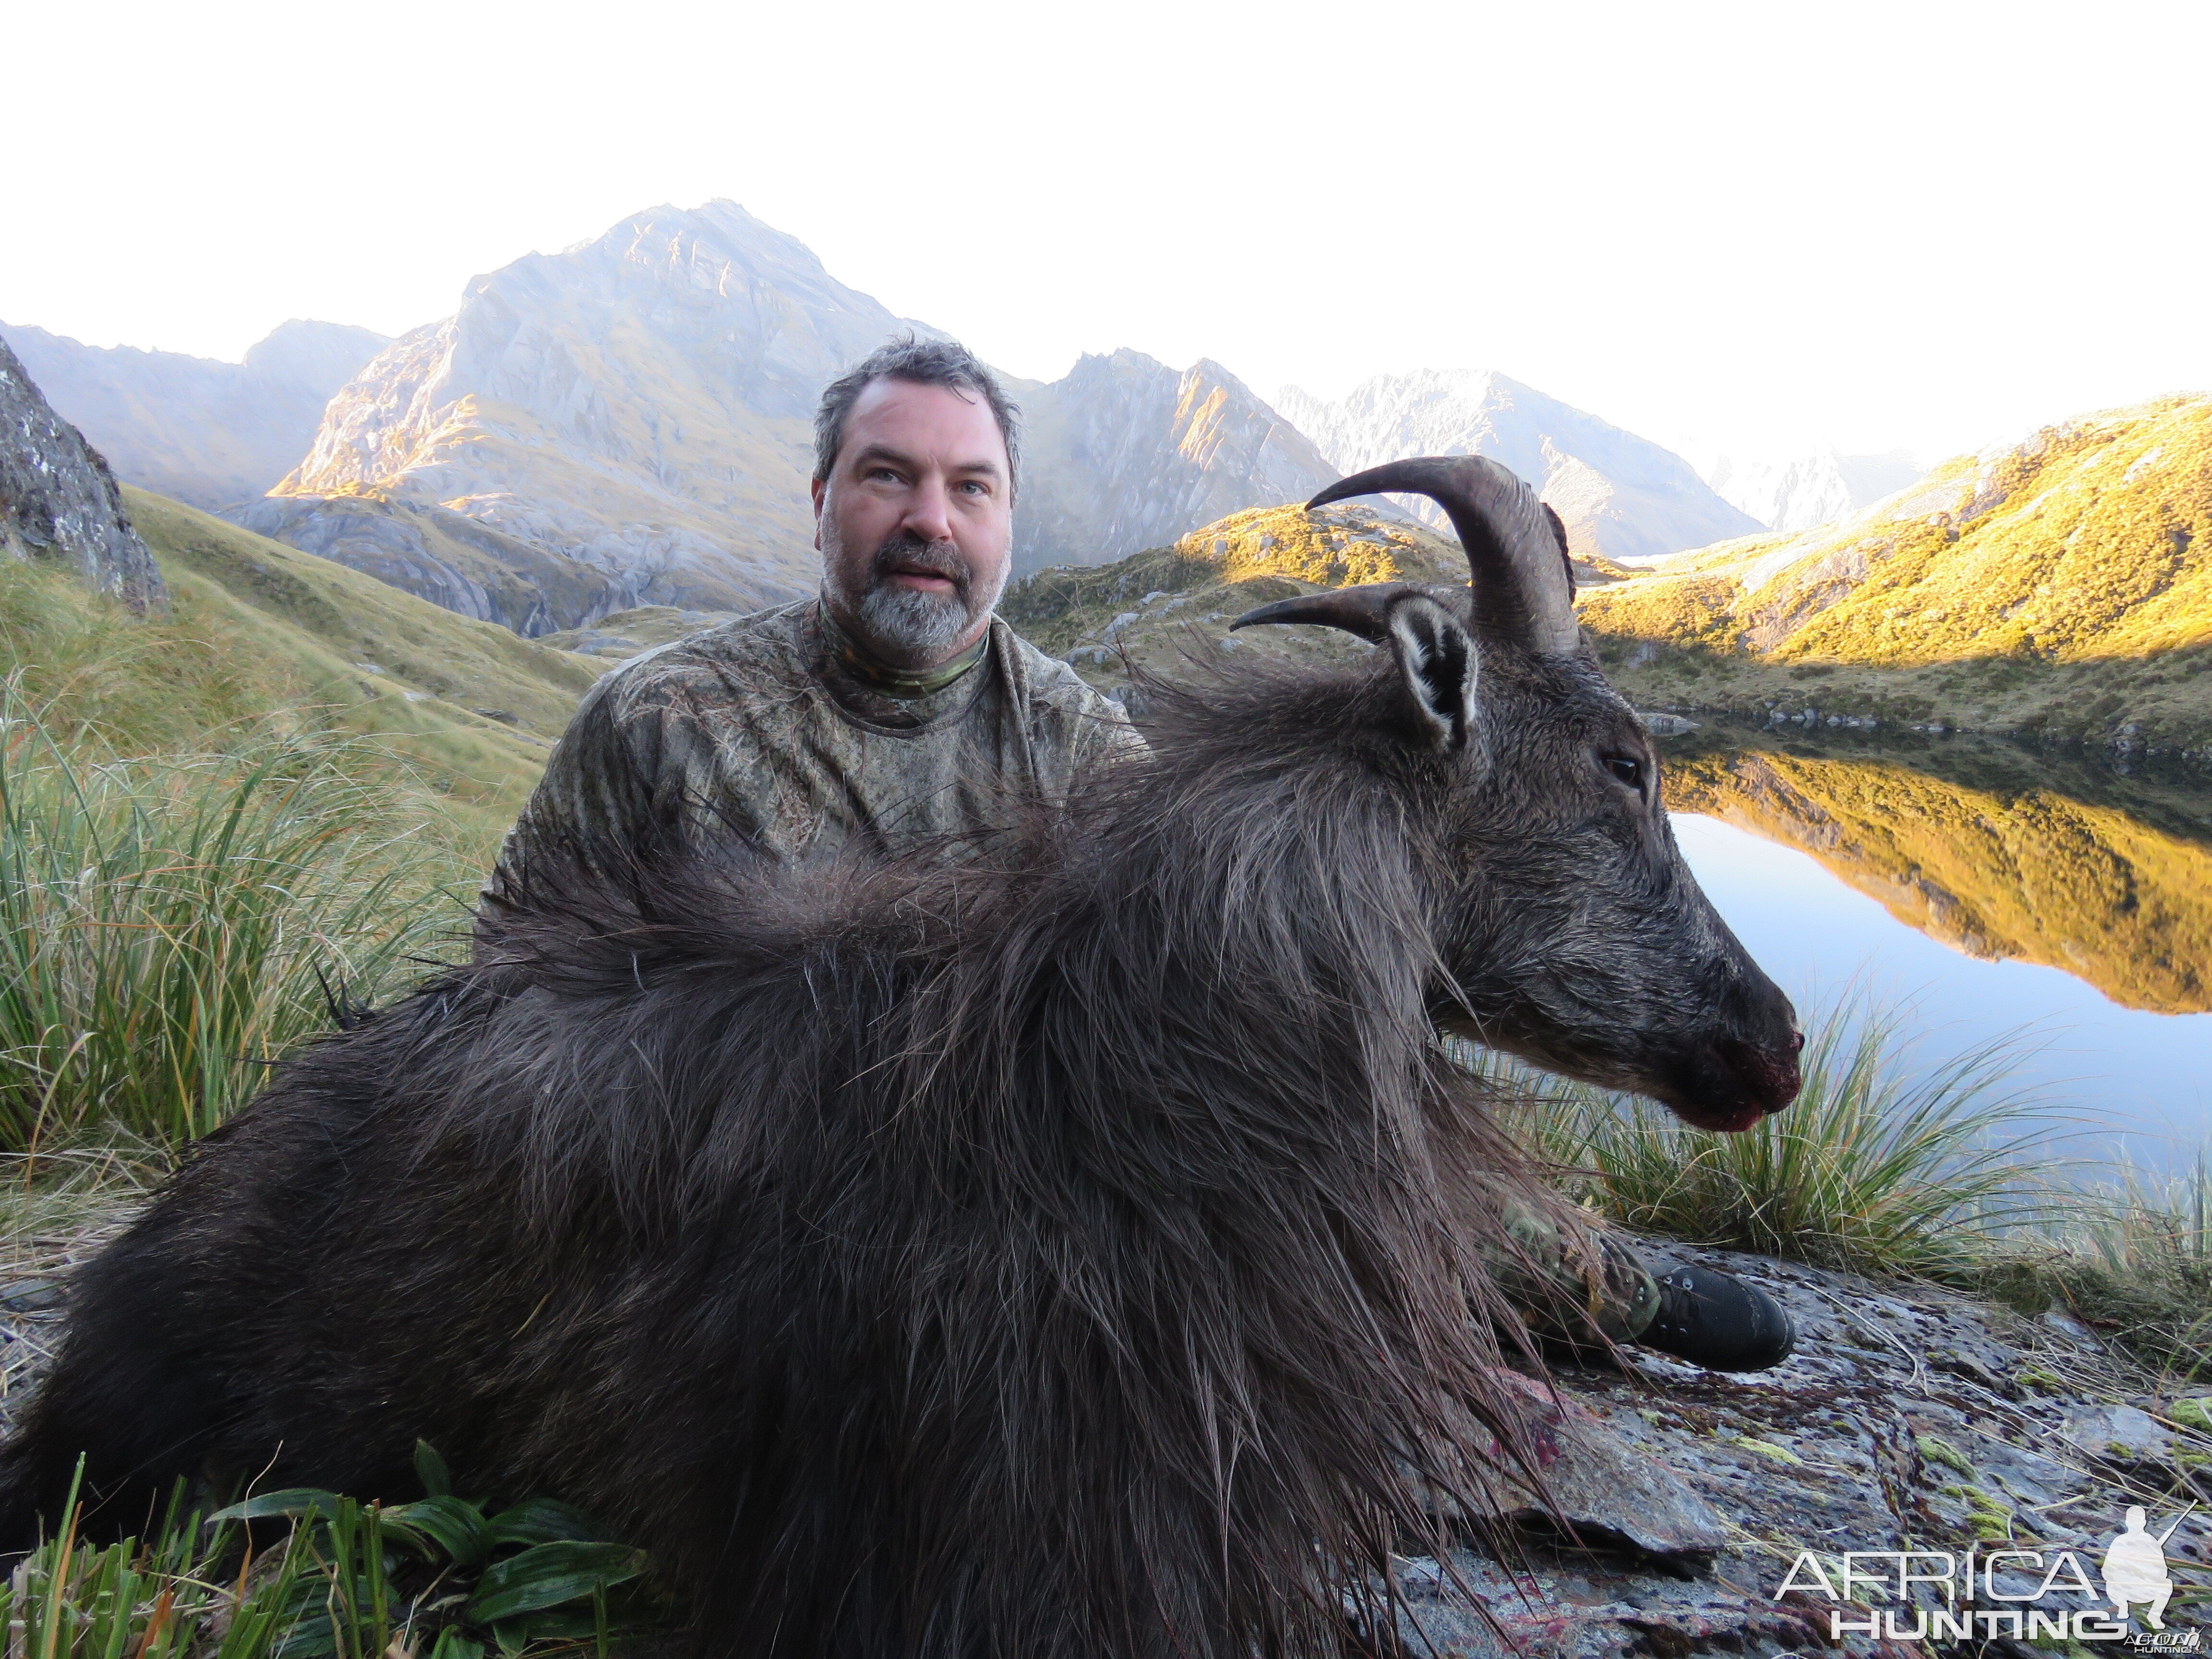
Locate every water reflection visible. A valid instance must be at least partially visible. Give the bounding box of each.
[1654,727,2212,1164]
[1662,730,2212,1015]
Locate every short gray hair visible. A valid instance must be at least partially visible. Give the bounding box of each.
[813,336,1022,501]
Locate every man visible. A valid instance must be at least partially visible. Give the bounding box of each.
[486,335,1792,1375]
[485,337,1138,896]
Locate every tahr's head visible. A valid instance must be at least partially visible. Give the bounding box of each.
[812,337,1019,673]
[1233,457,1801,1131]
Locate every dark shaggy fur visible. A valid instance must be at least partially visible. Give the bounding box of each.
[0,628,1791,1657]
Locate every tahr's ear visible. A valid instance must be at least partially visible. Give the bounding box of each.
[1386,595,1479,751]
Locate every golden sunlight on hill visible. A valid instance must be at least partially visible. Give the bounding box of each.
[1002,499,1628,690]
[1577,396,2212,753]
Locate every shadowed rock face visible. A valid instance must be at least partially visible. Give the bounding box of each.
[1010,351,1340,576]
[0,339,166,613]
[235,493,634,638]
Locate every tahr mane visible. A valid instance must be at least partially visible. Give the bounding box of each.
[1,457,1804,1659]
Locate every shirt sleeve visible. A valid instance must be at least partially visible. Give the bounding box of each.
[478,673,664,915]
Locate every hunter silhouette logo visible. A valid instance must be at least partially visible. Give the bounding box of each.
[1772,1503,2198,1643]
[2104,1505,2186,1632]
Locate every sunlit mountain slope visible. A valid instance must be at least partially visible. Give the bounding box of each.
[1575,395,2212,753]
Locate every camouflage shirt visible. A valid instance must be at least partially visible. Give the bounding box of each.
[484,598,1143,901]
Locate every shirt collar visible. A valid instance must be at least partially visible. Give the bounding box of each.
[815,601,990,700]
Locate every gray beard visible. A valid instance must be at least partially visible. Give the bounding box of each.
[825,528,1008,666]
[856,578,974,661]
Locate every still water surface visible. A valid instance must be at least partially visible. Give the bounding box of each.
[1657,727,2212,1171]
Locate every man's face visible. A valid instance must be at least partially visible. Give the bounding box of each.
[814,377,1014,670]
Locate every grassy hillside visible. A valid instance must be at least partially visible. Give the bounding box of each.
[119,488,598,840]
[1575,395,2212,756]
[1002,500,1627,692]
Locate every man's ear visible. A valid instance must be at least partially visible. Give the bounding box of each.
[1385,596,1479,752]
[810,475,826,551]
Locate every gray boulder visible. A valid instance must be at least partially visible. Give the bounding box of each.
[0,338,166,613]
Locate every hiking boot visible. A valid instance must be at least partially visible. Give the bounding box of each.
[1641,1266,1796,1372]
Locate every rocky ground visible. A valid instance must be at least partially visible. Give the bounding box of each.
[1414,1238,2209,1655]
[4,1194,2201,1656]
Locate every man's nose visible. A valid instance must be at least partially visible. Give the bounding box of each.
[902,477,955,545]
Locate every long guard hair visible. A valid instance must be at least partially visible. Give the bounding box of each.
[0,457,1803,1658]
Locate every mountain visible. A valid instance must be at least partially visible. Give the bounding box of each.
[1575,394,2212,753]
[1273,371,1760,562]
[0,319,390,511]
[1010,352,1338,574]
[0,337,167,611]
[269,201,926,621]
[1700,446,1923,532]
[237,204,1346,624]
[236,490,632,637]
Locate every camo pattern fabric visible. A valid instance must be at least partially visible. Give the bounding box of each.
[484,598,1144,903]
[1495,1203,1662,1345]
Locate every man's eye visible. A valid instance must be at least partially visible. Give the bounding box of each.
[1605,755,1645,789]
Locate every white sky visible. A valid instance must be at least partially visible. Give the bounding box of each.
[6,0,2207,469]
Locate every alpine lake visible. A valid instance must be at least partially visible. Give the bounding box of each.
[1654,719,2212,1174]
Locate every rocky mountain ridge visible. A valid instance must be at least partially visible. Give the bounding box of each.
[237,489,635,636]
[1011,350,1337,574]
[267,201,920,620]
[0,337,166,612]
[253,203,1346,623]
[1,319,389,511]
[1275,370,1761,562]
[8,203,1807,638]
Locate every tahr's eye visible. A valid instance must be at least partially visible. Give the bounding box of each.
[1605,755,1645,789]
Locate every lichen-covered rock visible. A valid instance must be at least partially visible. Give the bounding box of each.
[0,339,167,612]
[1396,1241,2211,1655]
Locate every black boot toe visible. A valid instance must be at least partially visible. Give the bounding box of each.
[1642,1266,1796,1372]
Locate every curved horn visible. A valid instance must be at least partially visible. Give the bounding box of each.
[1307,457,1579,654]
[1228,582,1423,641]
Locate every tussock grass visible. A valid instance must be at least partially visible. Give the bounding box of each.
[1498,989,2057,1280]
[0,544,297,757]
[1974,1161,2212,1382]
[0,689,466,1150]
[1489,987,2212,1378]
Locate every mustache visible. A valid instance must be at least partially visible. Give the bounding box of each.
[869,533,972,603]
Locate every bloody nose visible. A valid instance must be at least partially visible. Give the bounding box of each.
[1727,1032,1803,1117]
